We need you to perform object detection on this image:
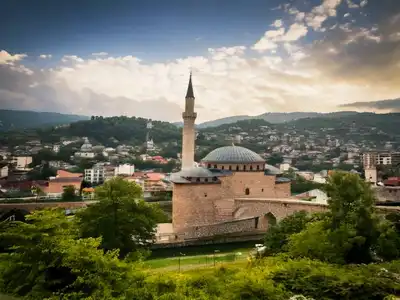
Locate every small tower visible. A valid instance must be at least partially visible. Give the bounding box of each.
[181,73,197,169]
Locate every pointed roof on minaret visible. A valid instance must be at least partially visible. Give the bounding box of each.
[185,72,195,99]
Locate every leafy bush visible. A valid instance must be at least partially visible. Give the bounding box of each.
[270,259,400,300]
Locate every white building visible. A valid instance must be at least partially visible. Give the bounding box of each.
[11,156,32,169]
[114,164,135,176]
[84,166,105,184]
[75,152,95,159]
[53,145,60,153]
[0,165,9,178]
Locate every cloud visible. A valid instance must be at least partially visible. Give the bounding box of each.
[39,54,52,59]
[340,98,400,112]
[91,52,108,56]
[0,50,26,65]
[1,0,400,122]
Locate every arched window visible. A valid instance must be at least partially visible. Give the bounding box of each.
[245,188,250,195]
[214,164,217,168]
[256,165,260,170]
[264,212,277,227]
[205,178,209,182]
[236,165,239,171]
[204,193,208,197]
[221,165,224,170]
[229,165,232,170]
[250,165,253,171]
[243,165,247,171]
[261,188,264,192]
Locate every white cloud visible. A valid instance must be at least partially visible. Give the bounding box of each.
[39,54,52,59]
[346,0,359,8]
[360,0,368,7]
[0,50,26,65]
[272,19,283,28]
[61,55,84,63]
[283,23,308,41]
[303,0,343,30]
[92,52,108,56]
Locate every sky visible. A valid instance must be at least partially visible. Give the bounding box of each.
[1,0,400,122]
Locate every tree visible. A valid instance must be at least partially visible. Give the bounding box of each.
[62,185,77,201]
[0,209,145,299]
[75,177,167,258]
[287,171,400,264]
[264,211,324,255]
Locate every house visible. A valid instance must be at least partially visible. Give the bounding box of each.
[57,170,83,178]
[0,165,9,178]
[11,156,32,169]
[295,188,328,204]
[42,177,83,198]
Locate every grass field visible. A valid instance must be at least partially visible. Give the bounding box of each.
[145,241,256,271]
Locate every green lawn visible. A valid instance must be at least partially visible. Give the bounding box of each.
[145,243,255,270]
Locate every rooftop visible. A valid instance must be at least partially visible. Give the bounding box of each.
[201,146,265,164]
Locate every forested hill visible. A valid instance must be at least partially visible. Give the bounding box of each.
[0,110,89,131]
[13,116,181,146]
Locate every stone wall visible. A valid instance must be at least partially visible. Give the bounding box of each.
[182,217,258,239]
[374,187,400,202]
[172,183,224,232]
[233,198,328,221]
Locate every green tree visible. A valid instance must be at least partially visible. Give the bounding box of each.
[0,209,145,299]
[62,185,77,201]
[75,177,167,258]
[264,211,324,255]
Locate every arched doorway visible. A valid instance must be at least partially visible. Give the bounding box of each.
[245,188,250,195]
[263,212,277,229]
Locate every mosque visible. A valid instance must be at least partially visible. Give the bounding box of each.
[156,74,325,243]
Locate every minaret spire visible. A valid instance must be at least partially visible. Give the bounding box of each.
[185,71,195,99]
[181,72,197,170]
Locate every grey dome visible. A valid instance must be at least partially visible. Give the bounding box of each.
[202,146,265,164]
[177,167,215,178]
[169,166,221,184]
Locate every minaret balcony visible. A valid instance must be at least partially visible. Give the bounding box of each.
[182,112,197,120]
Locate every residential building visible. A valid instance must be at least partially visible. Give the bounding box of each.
[42,177,83,198]
[114,164,135,176]
[84,164,115,184]
[11,156,32,169]
[0,165,9,178]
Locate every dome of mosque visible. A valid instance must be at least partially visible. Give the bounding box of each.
[201,146,265,164]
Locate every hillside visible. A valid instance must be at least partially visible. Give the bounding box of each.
[0,110,89,131]
[1,116,181,148]
[194,111,360,128]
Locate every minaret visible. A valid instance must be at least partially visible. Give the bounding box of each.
[181,73,197,169]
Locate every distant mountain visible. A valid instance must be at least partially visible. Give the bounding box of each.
[0,110,89,131]
[194,111,360,128]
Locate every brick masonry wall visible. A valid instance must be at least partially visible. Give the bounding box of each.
[233,198,328,221]
[182,217,257,239]
[172,183,222,232]
[374,187,400,202]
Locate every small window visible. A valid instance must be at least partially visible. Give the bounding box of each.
[243,165,247,171]
[261,188,264,192]
[236,165,239,171]
[196,178,200,182]
[257,165,260,170]
[207,164,211,168]
[205,178,208,182]
[204,193,207,197]
[250,165,253,171]
[245,188,250,195]
[229,165,232,170]
[221,166,224,170]
[214,164,217,168]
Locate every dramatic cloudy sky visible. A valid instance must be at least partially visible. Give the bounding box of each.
[1,0,400,122]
